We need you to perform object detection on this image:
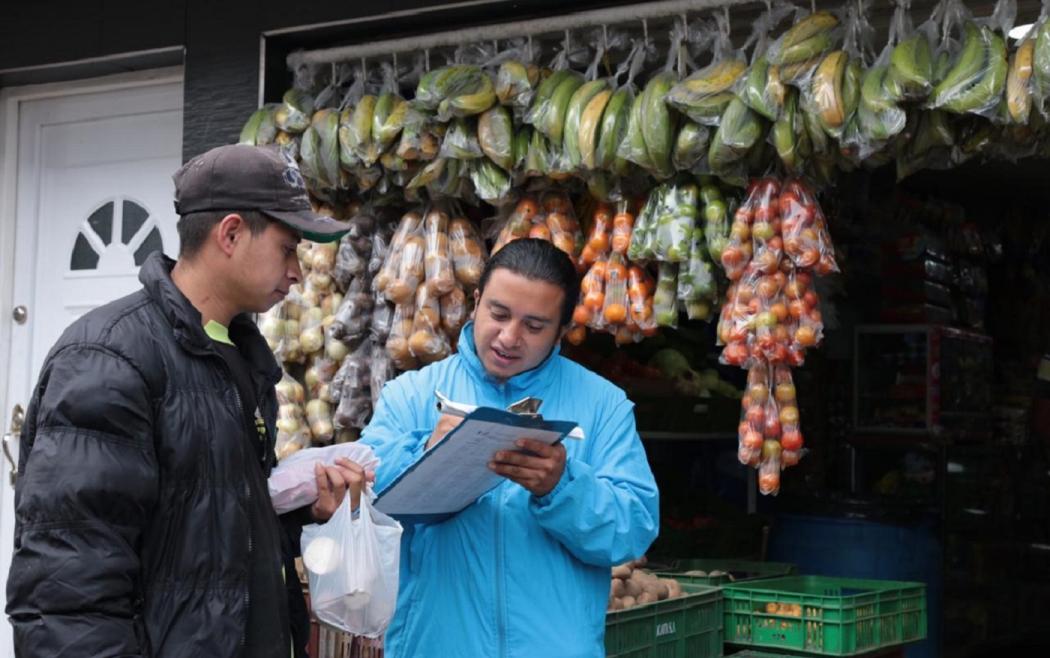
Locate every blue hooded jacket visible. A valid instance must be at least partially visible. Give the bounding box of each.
[359,322,659,658]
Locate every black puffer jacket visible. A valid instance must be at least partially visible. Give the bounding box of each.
[6,253,301,657]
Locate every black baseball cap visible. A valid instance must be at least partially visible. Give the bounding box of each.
[173,144,351,243]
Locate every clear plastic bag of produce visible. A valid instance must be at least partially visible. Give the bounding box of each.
[440,284,469,340]
[330,277,374,343]
[478,104,515,171]
[626,186,659,262]
[409,283,451,364]
[578,260,608,332]
[925,0,1014,118]
[333,212,375,291]
[700,178,731,262]
[626,264,657,335]
[719,182,757,281]
[747,177,784,276]
[737,363,770,467]
[766,6,843,87]
[470,157,512,203]
[708,97,766,188]
[300,490,402,638]
[559,30,620,175]
[718,266,761,367]
[736,2,796,121]
[305,391,336,445]
[610,199,635,256]
[633,24,683,180]
[668,13,746,127]
[382,215,425,305]
[269,441,379,514]
[300,109,342,193]
[594,41,638,177]
[276,87,315,134]
[373,63,408,155]
[299,301,327,357]
[800,2,868,144]
[440,117,484,160]
[677,223,718,322]
[494,39,542,112]
[421,206,456,297]
[543,192,582,262]
[773,365,804,468]
[1029,2,1050,119]
[780,178,839,274]
[239,104,279,147]
[370,291,395,344]
[385,300,419,371]
[491,194,539,255]
[275,371,311,461]
[524,37,584,144]
[653,181,699,263]
[369,342,397,407]
[580,200,613,269]
[616,38,657,172]
[785,269,824,363]
[447,215,486,288]
[333,340,373,430]
[600,252,631,330]
[653,262,680,328]
[845,5,911,159]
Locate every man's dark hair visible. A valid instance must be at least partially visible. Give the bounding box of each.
[478,238,580,327]
[177,210,271,259]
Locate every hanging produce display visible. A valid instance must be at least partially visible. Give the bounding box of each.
[244,0,1044,480]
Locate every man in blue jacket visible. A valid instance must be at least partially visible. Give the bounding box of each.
[360,238,659,658]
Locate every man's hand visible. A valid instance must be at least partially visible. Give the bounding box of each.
[426,413,463,450]
[489,439,566,497]
[310,458,375,523]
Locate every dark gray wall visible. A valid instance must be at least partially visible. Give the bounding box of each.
[3,1,630,162]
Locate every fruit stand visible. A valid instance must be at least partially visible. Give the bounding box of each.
[245,0,1050,656]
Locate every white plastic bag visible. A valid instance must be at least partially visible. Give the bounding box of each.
[301,489,403,638]
[268,442,379,514]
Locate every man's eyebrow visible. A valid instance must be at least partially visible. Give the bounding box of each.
[487,299,553,325]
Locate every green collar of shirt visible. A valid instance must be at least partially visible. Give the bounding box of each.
[203,320,234,346]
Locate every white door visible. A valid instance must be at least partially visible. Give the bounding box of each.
[0,69,183,655]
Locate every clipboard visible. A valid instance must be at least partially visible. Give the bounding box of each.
[373,407,578,523]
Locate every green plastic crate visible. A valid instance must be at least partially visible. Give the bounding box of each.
[723,576,926,656]
[656,559,796,586]
[605,582,723,658]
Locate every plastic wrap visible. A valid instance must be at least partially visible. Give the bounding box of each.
[600,252,630,328]
[668,14,746,126]
[492,195,539,254]
[275,372,311,460]
[626,265,657,334]
[330,277,375,343]
[580,201,613,268]
[653,182,699,263]
[737,3,796,121]
[653,262,680,328]
[448,216,486,288]
[333,340,373,430]
[440,118,484,160]
[926,0,1013,118]
[385,300,419,371]
[369,342,397,407]
[626,186,659,262]
[440,284,469,338]
[409,284,451,364]
[701,179,731,262]
[422,208,456,296]
[384,225,425,305]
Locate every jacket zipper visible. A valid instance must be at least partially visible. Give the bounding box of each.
[230,382,253,653]
[496,383,510,658]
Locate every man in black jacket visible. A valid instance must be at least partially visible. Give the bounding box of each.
[6,144,369,657]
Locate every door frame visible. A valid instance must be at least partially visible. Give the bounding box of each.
[0,65,183,451]
[0,68,183,639]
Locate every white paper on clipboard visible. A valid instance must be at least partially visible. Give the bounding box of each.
[373,407,578,521]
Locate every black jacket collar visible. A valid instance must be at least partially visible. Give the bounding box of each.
[139,252,282,388]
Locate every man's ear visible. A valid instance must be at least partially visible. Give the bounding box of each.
[471,288,481,321]
[215,213,246,256]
